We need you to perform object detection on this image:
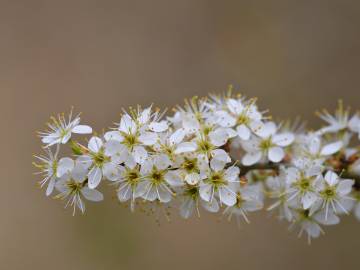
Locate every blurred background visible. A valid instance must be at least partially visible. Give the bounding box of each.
[1,0,360,269]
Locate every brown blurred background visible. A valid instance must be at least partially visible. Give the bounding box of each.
[1,0,360,269]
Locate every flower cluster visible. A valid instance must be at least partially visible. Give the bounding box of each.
[34,91,360,242]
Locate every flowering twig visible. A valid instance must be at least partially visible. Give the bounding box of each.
[34,88,360,242]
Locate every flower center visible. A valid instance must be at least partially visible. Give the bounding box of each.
[92,150,110,167]
[184,185,199,199]
[150,168,165,185]
[125,169,140,186]
[182,158,198,173]
[122,132,139,148]
[66,180,83,194]
[259,138,273,151]
[321,186,336,199]
[237,114,249,125]
[208,172,225,188]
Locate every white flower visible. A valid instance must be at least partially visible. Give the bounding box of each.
[79,136,124,189]
[116,164,145,211]
[179,185,220,219]
[291,208,340,244]
[104,109,166,165]
[223,184,263,224]
[285,164,322,210]
[55,161,103,215]
[175,127,232,165]
[266,174,293,222]
[298,134,343,161]
[137,154,183,203]
[241,122,295,166]
[317,101,360,136]
[215,97,264,141]
[199,161,240,207]
[173,154,208,185]
[34,147,75,196]
[40,111,92,147]
[310,171,354,218]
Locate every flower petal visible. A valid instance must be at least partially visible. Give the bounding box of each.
[242,152,262,166]
[236,124,251,140]
[72,125,92,134]
[268,147,284,163]
[88,166,102,189]
[88,137,103,153]
[320,141,343,156]
[81,187,104,202]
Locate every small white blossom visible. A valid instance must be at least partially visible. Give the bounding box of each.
[199,161,240,207]
[40,111,92,147]
[55,161,103,215]
[241,122,294,165]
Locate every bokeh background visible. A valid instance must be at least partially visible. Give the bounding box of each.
[1,0,360,269]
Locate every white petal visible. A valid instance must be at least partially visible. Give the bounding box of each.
[215,111,236,127]
[46,176,56,196]
[302,192,318,209]
[242,152,262,166]
[236,124,251,140]
[71,162,89,182]
[72,125,92,134]
[138,132,158,146]
[142,184,157,201]
[88,167,102,189]
[211,149,231,163]
[320,141,343,156]
[184,173,200,185]
[210,158,226,172]
[336,179,354,196]
[175,142,197,154]
[314,210,340,225]
[226,98,243,115]
[200,198,219,212]
[219,187,237,206]
[103,162,123,181]
[57,157,75,177]
[180,198,195,219]
[324,171,339,186]
[169,128,185,145]
[165,171,183,187]
[224,167,240,182]
[285,167,300,184]
[134,181,147,198]
[104,140,124,157]
[117,184,132,202]
[88,137,103,153]
[138,107,151,125]
[76,155,93,170]
[268,147,284,163]
[157,185,172,203]
[273,133,295,147]
[132,146,148,164]
[149,121,168,132]
[209,128,228,147]
[308,136,321,154]
[253,121,276,138]
[182,114,200,133]
[81,187,104,202]
[199,184,212,202]
[104,131,124,142]
[154,154,171,170]
[61,132,72,144]
[120,114,136,133]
